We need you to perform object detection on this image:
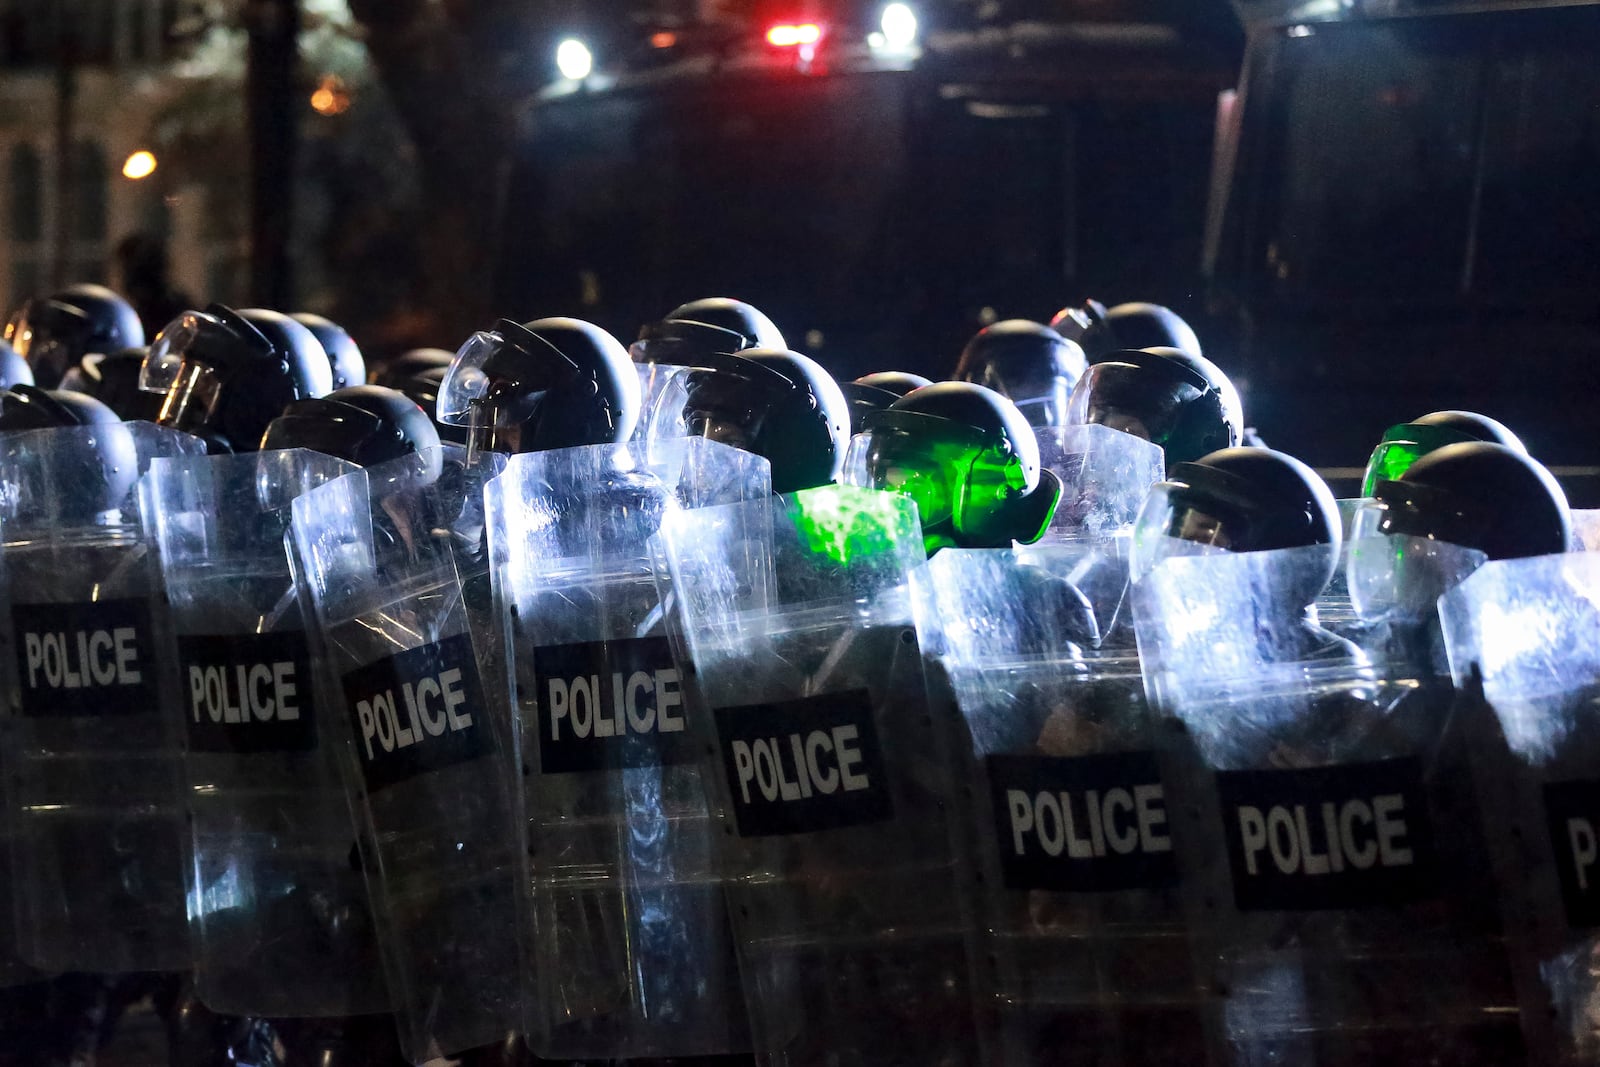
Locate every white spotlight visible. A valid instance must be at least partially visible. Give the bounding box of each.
[556,38,593,82]
[881,3,917,50]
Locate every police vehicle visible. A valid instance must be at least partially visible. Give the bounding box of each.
[496,2,1241,380]
[1206,0,1600,502]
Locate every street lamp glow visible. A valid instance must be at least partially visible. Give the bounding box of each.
[881,3,917,49]
[556,38,593,81]
[122,150,157,180]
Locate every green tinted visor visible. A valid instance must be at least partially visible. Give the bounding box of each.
[845,410,1035,548]
[1361,423,1477,497]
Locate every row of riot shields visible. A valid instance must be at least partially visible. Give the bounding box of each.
[2,407,1599,1066]
[921,527,1600,1067]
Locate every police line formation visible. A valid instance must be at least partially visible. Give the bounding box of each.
[0,284,1596,1066]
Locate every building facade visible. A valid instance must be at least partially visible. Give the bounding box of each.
[0,0,222,312]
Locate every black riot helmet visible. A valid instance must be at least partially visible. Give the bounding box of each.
[140,304,333,452]
[1411,410,1523,448]
[839,371,933,434]
[291,313,367,390]
[0,386,136,519]
[374,347,454,388]
[1103,303,1203,358]
[1364,442,1571,561]
[659,297,786,351]
[63,347,166,421]
[0,384,121,432]
[5,284,145,388]
[1361,410,1526,497]
[437,317,640,457]
[670,347,849,494]
[1144,346,1246,446]
[261,384,441,469]
[0,339,34,391]
[849,381,1063,554]
[953,320,1088,429]
[1133,446,1342,606]
[1066,348,1240,471]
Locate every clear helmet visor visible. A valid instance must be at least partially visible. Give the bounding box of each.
[158,360,225,435]
[438,331,503,427]
[1347,499,1488,620]
[629,319,751,367]
[1066,362,1193,444]
[1130,482,1239,583]
[7,298,90,357]
[437,328,580,432]
[641,354,795,467]
[982,364,1070,429]
[685,393,766,450]
[140,312,207,395]
[629,334,729,366]
[260,400,387,461]
[674,366,780,449]
[842,426,961,531]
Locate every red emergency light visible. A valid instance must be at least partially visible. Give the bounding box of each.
[766,22,823,47]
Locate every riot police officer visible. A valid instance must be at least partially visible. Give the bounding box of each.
[1132,446,1343,633]
[437,317,640,459]
[952,320,1087,428]
[1346,440,1560,673]
[139,305,333,453]
[663,347,849,494]
[1066,348,1241,472]
[4,284,145,388]
[261,384,441,467]
[1358,442,1571,561]
[849,381,1062,555]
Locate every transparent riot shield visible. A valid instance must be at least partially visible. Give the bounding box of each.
[0,421,204,972]
[290,445,523,1063]
[918,545,1206,1067]
[1134,544,1523,1066]
[1343,531,1485,670]
[1037,423,1164,543]
[631,361,685,450]
[1313,500,1371,636]
[486,437,767,1058]
[658,484,977,1066]
[143,447,390,1017]
[1572,509,1600,552]
[1440,552,1600,1065]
